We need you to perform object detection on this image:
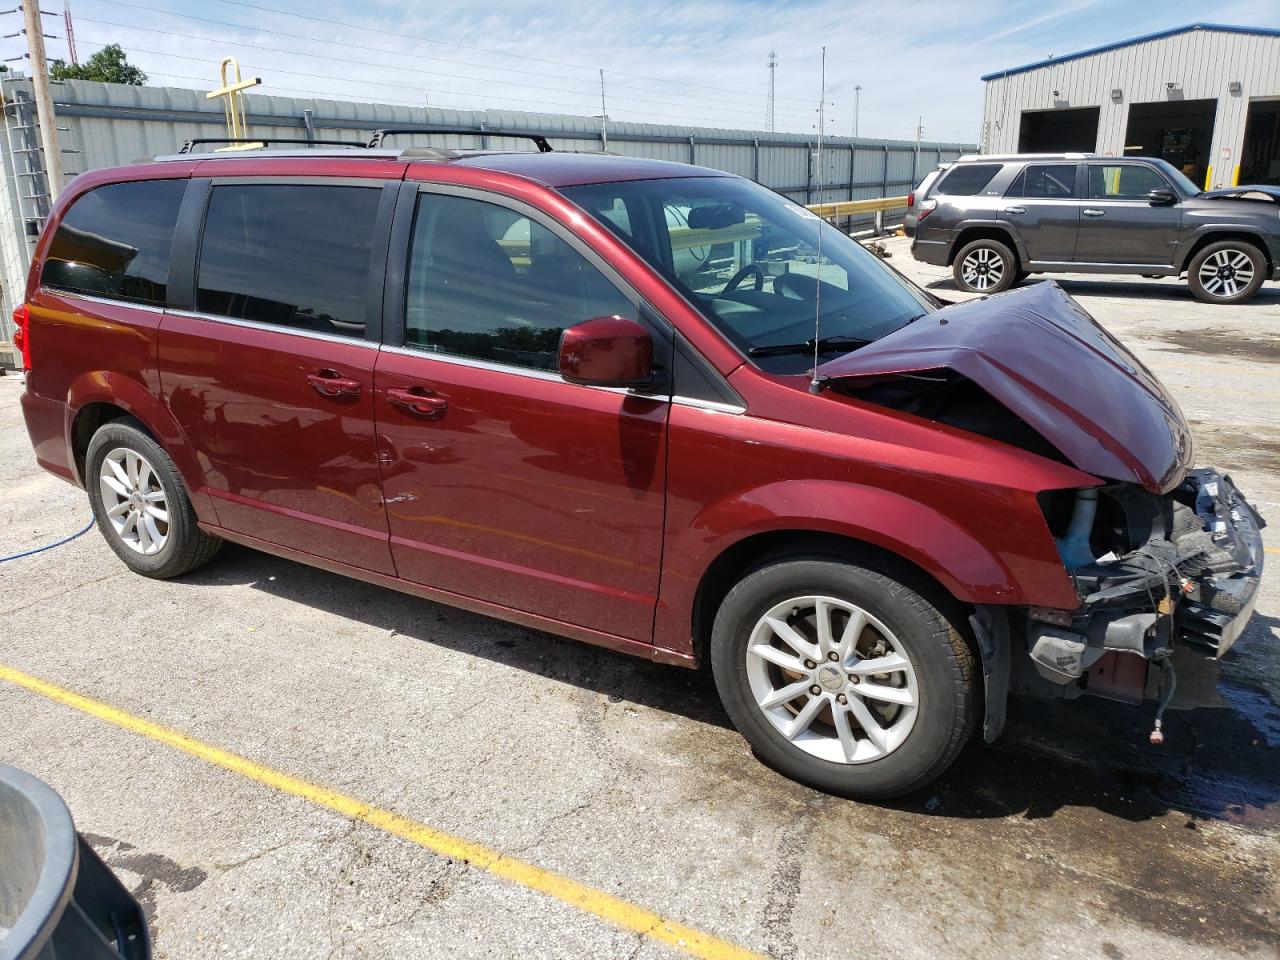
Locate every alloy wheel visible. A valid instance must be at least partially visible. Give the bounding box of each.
[98,447,170,555]
[960,247,1005,291]
[1197,248,1255,299]
[745,595,919,764]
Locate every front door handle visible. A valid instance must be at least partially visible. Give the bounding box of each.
[1082,208,1106,217]
[386,385,449,419]
[1003,206,1026,215]
[306,369,362,399]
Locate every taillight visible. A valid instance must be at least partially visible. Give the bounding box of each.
[917,199,938,222]
[11,304,30,371]
[907,191,915,208]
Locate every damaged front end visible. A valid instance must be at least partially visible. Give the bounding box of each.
[1030,472,1265,719]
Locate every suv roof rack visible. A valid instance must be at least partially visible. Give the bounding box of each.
[366,128,553,152]
[955,152,1097,162]
[178,137,369,154]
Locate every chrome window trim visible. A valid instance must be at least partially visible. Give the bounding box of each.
[164,308,377,349]
[40,288,168,315]
[672,396,746,415]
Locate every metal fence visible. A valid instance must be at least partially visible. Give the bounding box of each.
[0,77,972,344]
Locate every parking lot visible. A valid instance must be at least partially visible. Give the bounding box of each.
[1,240,1277,960]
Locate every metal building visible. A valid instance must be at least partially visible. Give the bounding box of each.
[0,78,971,355]
[980,23,1280,190]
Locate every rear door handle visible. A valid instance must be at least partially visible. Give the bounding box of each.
[1003,206,1026,215]
[386,385,449,419]
[1082,208,1106,217]
[306,369,362,399]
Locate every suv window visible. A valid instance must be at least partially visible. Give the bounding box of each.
[1007,163,1077,199]
[41,179,185,306]
[196,184,382,338]
[1088,164,1168,200]
[404,193,634,372]
[935,163,1001,196]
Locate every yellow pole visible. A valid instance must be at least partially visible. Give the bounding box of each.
[206,57,262,151]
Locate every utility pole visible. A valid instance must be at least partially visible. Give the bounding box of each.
[62,0,77,65]
[598,68,608,152]
[766,50,776,133]
[22,0,64,199]
[853,85,861,138]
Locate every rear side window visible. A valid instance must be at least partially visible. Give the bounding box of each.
[935,164,1001,196]
[404,193,634,372]
[1007,164,1077,199]
[196,184,382,338]
[41,179,185,306]
[1087,164,1167,200]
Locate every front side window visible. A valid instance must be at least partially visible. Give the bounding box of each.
[41,179,185,306]
[1087,164,1168,200]
[562,176,934,375]
[196,184,382,338]
[404,193,635,372]
[935,163,1002,196]
[1007,164,1077,199]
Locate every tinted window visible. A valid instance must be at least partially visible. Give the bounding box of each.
[1088,164,1168,200]
[197,185,382,337]
[936,164,1002,196]
[404,193,634,372]
[42,179,185,306]
[1008,164,1077,199]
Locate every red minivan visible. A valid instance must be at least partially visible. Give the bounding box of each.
[16,134,1265,798]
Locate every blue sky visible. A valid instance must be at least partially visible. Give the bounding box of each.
[37,0,1280,143]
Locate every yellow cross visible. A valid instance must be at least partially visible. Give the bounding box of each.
[206,57,263,151]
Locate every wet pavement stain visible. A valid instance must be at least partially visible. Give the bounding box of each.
[1155,329,1280,363]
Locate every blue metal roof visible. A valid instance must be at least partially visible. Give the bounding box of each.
[980,23,1280,82]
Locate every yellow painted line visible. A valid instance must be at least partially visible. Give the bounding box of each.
[0,663,766,960]
[1267,546,1280,555]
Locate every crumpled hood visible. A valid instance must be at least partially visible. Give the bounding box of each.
[1200,184,1280,202]
[817,281,1193,492]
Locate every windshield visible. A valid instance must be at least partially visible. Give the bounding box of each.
[1153,159,1201,196]
[560,177,936,375]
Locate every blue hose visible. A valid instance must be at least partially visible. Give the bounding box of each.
[0,516,96,563]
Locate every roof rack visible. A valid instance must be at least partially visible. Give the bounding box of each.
[178,136,368,154]
[366,128,553,152]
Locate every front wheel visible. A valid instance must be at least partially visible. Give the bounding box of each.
[952,239,1016,294]
[711,558,979,799]
[1187,241,1266,304]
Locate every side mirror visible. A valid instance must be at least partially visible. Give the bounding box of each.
[1147,188,1177,206]
[558,316,654,388]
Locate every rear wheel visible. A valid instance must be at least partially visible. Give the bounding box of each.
[86,418,221,578]
[1187,241,1266,304]
[953,238,1016,294]
[711,558,979,799]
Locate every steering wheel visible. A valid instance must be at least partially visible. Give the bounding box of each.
[722,264,765,295]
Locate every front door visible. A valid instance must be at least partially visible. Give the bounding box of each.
[160,180,398,573]
[374,187,670,642]
[1000,161,1082,263]
[1073,163,1183,266]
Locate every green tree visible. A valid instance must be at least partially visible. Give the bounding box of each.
[50,44,146,85]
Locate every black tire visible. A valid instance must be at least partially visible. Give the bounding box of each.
[711,558,978,799]
[85,417,221,578]
[1014,270,1030,284]
[952,238,1017,294]
[1187,240,1267,304]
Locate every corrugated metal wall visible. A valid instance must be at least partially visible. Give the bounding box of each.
[981,26,1280,186]
[0,78,972,343]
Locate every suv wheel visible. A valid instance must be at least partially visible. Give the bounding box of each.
[711,558,978,799]
[953,239,1016,294]
[86,418,221,578]
[1187,241,1266,304]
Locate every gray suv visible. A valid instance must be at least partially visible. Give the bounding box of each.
[907,153,1280,304]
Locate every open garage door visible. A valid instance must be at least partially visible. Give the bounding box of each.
[1240,98,1280,186]
[1124,98,1216,189]
[1018,107,1099,153]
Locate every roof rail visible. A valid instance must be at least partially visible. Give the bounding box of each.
[366,128,553,152]
[178,137,368,154]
